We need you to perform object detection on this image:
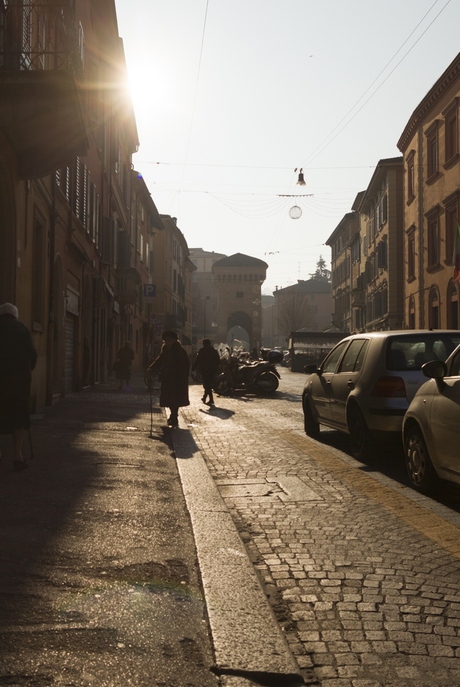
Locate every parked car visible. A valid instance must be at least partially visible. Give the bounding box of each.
[302,331,460,460]
[403,344,460,493]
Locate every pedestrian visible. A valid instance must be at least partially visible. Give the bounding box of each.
[148,331,190,427]
[0,303,37,470]
[192,339,220,405]
[115,341,134,391]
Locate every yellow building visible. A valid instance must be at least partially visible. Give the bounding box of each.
[397,52,460,329]
[154,216,194,357]
[0,1,161,410]
[212,253,267,350]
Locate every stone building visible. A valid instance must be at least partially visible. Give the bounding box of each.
[188,248,226,347]
[355,158,404,332]
[154,216,194,356]
[212,253,268,350]
[273,278,333,346]
[0,1,161,409]
[327,207,361,333]
[328,157,408,334]
[397,51,460,329]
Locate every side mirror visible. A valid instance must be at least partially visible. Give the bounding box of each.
[421,359,446,380]
[304,364,321,375]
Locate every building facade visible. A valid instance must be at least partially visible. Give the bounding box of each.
[212,253,267,350]
[355,158,404,332]
[273,278,333,346]
[328,158,405,334]
[327,208,360,333]
[0,1,164,410]
[397,52,460,330]
[188,247,226,347]
[154,216,194,357]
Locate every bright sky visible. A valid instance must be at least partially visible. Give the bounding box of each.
[114,0,459,295]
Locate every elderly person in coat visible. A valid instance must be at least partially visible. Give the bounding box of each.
[148,331,190,427]
[0,303,37,470]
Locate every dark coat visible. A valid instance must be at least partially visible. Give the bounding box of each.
[193,345,220,378]
[148,341,190,408]
[0,314,37,432]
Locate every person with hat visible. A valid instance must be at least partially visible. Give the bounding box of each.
[0,303,37,470]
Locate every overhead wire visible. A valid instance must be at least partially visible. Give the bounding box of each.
[300,0,451,167]
[170,0,210,218]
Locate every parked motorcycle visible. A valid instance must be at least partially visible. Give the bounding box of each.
[213,350,283,395]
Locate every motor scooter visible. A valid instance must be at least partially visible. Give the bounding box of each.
[213,350,283,395]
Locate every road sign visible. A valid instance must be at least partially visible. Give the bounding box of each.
[143,284,156,301]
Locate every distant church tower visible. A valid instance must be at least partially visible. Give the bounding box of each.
[212,253,268,349]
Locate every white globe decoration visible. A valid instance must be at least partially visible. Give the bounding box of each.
[289,205,302,220]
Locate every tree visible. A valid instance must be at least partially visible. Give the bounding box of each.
[277,292,315,339]
[310,255,331,282]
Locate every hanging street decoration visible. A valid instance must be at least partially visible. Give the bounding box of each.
[289,205,302,219]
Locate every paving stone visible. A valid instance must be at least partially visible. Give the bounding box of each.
[179,381,460,687]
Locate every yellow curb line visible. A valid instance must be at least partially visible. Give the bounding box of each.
[279,431,460,560]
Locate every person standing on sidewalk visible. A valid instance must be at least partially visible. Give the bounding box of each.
[115,341,134,391]
[0,303,37,470]
[148,331,190,427]
[192,339,220,405]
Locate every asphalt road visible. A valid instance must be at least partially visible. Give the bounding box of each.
[178,367,460,687]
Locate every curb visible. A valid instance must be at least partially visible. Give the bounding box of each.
[170,425,304,685]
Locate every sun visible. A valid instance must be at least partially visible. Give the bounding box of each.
[126,58,174,121]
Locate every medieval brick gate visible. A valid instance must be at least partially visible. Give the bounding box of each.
[212,253,268,351]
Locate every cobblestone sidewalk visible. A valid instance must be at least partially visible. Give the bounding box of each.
[180,384,460,687]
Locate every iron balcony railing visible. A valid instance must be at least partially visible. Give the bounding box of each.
[0,0,82,77]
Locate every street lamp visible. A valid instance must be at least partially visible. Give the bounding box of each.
[203,295,210,340]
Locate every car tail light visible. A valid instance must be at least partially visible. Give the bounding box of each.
[371,376,407,398]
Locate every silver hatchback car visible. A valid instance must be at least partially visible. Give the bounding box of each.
[403,344,460,493]
[302,330,460,460]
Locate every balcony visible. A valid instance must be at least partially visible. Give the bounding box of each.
[0,2,89,178]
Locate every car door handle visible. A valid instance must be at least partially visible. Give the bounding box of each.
[347,380,355,389]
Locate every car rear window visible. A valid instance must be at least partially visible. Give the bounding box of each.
[387,334,460,371]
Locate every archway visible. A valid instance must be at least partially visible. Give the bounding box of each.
[226,311,253,349]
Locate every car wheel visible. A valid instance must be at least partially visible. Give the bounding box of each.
[348,406,373,461]
[303,397,320,438]
[404,425,438,494]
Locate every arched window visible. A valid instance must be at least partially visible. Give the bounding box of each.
[447,280,459,329]
[428,286,440,329]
